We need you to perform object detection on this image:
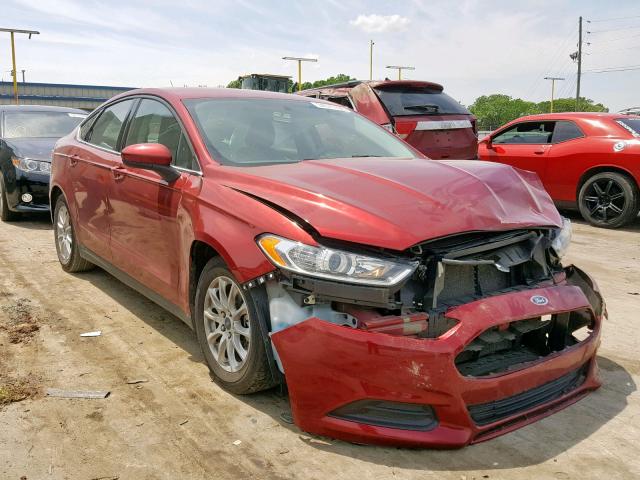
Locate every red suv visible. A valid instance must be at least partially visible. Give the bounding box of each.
[478,112,640,228]
[50,88,603,448]
[299,80,478,159]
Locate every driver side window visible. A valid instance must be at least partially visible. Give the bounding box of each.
[125,99,199,171]
[492,121,556,145]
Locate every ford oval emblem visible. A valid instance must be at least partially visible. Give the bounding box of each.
[530,295,549,306]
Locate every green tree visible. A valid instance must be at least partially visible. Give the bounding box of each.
[290,73,355,93]
[535,97,608,114]
[469,94,537,131]
[469,94,609,131]
[226,78,242,89]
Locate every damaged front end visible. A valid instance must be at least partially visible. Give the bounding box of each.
[250,221,604,447]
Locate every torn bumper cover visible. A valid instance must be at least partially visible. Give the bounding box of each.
[271,266,603,448]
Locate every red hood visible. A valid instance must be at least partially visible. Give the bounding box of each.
[221,157,562,251]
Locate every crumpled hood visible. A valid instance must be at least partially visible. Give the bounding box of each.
[223,157,562,251]
[4,137,58,162]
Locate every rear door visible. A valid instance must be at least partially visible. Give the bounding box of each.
[107,97,200,306]
[482,120,555,178]
[71,99,137,261]
[371,85,477,159]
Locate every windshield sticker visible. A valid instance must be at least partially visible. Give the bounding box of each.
[311,102,350,112]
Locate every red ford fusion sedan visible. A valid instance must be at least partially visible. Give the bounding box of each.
[50,88,604,448]
[478,112,640,228]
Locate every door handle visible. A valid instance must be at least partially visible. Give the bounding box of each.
[533,149,546,154]
[111,166,126,181]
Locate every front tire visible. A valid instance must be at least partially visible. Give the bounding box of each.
[53,196,94,273]
[194,258,274,394]
[578,172,639,228]
[0,174,19,222]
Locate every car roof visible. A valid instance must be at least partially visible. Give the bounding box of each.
[299,79,444,96]
[0,104,87,114]
[112,87,316,103]
[515,112,638,122]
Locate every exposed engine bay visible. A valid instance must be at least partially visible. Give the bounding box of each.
[258,226,598,375]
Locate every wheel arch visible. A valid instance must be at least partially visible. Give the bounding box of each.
[576,165,639,198]
[49,184,65,222]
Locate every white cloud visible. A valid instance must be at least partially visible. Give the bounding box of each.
[349,14,410,33]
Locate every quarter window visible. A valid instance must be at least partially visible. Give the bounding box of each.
[87,100,136,151]
[124,99,198,170]
[492,121,555,145]
[552,121,584,143]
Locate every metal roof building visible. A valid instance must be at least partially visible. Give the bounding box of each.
[0,81,135,110]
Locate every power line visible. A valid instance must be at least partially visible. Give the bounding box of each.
[587,24,640,34]
[587,14,640,23]
[587,43,640,54]
[587,32,640,43]
[584,64,640,73]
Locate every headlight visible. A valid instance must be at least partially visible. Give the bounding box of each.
[551,217,572,259]
[257,234,417,286]
[11,156,51,174]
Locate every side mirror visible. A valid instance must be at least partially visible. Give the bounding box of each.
[482,137,493,150]
[121,143,180,182]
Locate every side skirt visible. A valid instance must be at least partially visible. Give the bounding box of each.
[79,245,193,328]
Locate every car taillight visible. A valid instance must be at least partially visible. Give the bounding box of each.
[395,121,417,140]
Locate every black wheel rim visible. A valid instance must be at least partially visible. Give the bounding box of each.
[583,178,626,222]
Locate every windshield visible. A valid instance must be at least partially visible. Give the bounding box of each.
[374,87,470,116]
[184,98,415,166]
[3,111,86,139]
[616,118,640,137]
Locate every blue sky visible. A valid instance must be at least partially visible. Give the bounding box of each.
[2,0,640,111]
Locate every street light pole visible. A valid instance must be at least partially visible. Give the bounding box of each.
[544,76,565,113]
[21,69,26,83]
[369,40,374,80]
[282,56,318,92]
[0,28,40,104]
[386,65,415,80]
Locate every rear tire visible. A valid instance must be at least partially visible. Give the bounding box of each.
[194,257,274,394]
[0,174,19,222]
[578,172,639,228]
[53,196,94,273]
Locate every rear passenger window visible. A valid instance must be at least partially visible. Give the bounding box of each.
[87,100,135,151]
[552,121,584,143]
[125,99,198,171]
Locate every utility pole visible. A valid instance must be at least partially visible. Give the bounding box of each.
[386,65,415,80]
[576,16,583,111]
[0,28,39,104]
[369,40,374,80]
[544,76,565,113]
[282,56,318,92]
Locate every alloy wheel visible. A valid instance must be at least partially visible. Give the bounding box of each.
[582,178,626,223]
[56,204,73,263]
[203,276,251,373]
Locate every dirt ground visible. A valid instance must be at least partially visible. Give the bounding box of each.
[0,212,638,480]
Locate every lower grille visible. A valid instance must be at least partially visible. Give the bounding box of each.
[468,365,587,426]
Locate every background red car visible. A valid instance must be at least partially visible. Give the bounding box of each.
[478,112,640,228]
[299,80,478,160]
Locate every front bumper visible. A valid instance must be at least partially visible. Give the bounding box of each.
[6,169,50,212]
[271,266,603,448]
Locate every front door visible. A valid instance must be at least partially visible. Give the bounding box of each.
[107,98,200,306]
[481,120,556,178]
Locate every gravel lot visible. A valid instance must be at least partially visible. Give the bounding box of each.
[0,212,638,480]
